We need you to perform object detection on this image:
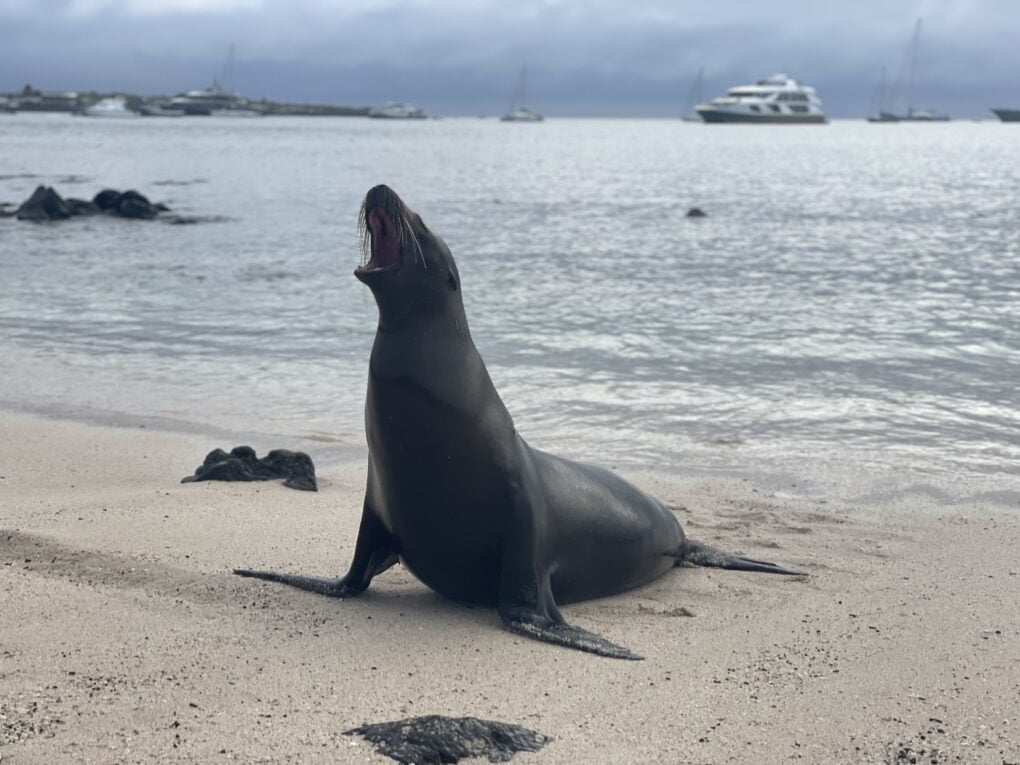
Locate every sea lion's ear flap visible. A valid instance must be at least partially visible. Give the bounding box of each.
[447,270,458,291]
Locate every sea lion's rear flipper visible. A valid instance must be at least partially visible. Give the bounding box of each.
[675,540,806,576]
[234,500,398,597]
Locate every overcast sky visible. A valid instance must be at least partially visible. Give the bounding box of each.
[0,0,1016,117]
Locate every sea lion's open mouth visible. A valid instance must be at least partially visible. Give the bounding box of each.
[361,207,401,272]
[356,185,420,276]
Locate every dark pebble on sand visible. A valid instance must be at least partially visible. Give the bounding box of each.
[345,715,551,764]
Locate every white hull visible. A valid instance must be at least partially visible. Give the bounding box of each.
[501,108,543,122]
[82,98,138,118]
[82,112,138,119]
[697,108,826,124]
[210,109,263,118]
[368,102,427,119]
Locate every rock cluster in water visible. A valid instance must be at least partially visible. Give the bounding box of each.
[9,185,168,221]
[181,446,318,492]
[344,715,552,764]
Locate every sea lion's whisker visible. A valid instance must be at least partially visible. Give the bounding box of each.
[358,194,423,268]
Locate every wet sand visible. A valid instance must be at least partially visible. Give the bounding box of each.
[1,409,1017,763]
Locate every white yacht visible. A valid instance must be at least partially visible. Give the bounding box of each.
[368,102,427,119]
[81,96,138,118]
[696,74,826,124]
[168,80,252,115]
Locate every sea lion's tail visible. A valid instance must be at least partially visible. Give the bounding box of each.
[670,540,805,576]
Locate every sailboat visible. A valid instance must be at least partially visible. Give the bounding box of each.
[868,19,949,122]
[867,66,900,122]
[681,67,704,122]
[501,65,544,122]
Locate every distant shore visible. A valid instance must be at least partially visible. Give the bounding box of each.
[2,407,1018,762]
[0,85,370,117]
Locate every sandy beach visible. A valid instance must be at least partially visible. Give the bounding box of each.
[0,409,1016,763]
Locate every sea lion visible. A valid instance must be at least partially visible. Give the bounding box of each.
[235,185,802,660]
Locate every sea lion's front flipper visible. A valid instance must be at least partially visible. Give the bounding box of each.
[500,606,643,661]
[496,489,642,660]
[234,501,398,597]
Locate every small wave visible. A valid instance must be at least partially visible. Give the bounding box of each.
[162,214,231,225]
[236,264,301,282]
[151,178,208,187]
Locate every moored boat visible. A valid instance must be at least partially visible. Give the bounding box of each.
[868,19,950,123]
[138,101,184,117]
[168,80,245,115]
[81,97,138,118]
[501,65,544,122]
[991,108,1020,123]
[696,73,826,124]
[368,102,427,119]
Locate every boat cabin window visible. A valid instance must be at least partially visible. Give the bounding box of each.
[749,105,761,112]
[769,105,781,113]
[790,105,809,113]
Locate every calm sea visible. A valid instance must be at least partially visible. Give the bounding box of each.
[1,113,1017,503]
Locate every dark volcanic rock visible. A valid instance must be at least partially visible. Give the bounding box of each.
[11,186,170,222]
[92,188,122,210]
[16,186,71,221]
[66,198,101,216]
[117,190,159,219]
[344,716,551,764]
[685,207,707,218]
[181,446,317,491]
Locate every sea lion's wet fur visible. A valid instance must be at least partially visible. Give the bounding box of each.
[235,185,803,660]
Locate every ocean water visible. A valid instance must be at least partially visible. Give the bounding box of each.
[1,113,1018,503]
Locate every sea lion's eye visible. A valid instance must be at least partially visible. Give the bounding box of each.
[447,272,458,291]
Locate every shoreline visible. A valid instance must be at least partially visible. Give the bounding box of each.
[0,397,367,470]
[2,408,1018,762]
[2,392,1016,508]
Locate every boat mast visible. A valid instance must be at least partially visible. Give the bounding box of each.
[217,43,236,94]
[874,65,887,114]
[684,66,704,118]
[907,18,921,113]
[507,65,526,114]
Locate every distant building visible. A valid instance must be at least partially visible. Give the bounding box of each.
[15,89,80,112]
